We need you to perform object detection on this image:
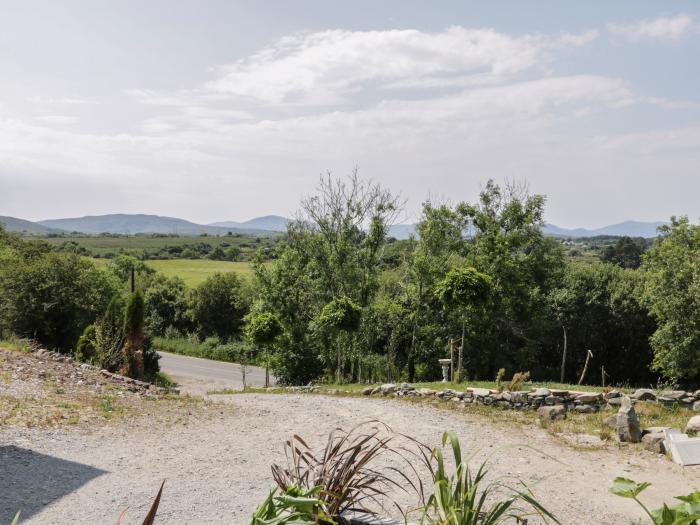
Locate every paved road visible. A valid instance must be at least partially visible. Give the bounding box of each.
[158,351,273,395]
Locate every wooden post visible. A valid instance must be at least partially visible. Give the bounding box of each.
[449,338,454,383]
[601,365,605,388]
[578,349,593,385]
[560,325,567,383]
[130,265,135,293]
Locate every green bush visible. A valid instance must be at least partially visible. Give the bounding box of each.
[190,272,248,341]
[75,324,97,363]
[0,252,120,352]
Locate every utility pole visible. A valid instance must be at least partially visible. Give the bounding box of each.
[130,264,135,293]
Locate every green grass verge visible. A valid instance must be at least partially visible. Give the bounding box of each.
[315,380,631,394]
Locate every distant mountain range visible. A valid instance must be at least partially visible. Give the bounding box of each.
[0,215,63,234]
[0,213,669,239]
[209,215,289,232]
[541,221,668,238]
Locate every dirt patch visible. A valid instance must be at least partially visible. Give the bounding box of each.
[0,347,217,428]
[2,393,699,524]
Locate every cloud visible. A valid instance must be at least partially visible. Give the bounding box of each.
[608,14,694,41]
[33,115,79,125]
[204,26,598,105]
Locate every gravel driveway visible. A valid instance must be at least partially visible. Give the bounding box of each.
[2,393,699,524]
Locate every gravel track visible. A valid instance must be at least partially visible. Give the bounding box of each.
[2,393,700,524]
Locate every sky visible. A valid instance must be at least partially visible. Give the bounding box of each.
[1,1,699,227]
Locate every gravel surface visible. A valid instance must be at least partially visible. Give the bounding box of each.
[2,393,700,524]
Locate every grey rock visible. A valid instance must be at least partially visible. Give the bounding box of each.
[686,415,700,433]
[361,387,374,396]
[471,388,491,398]
[379,383,396,395]
[616,396,642,443]
[632,388,656,401]
[606,390,622,399]
[576,392,602,404]
[693,401,700,412]
[532,388,551,397]
[417,388,436,397]
[602,414,617,429]
[642,432,666,454]
[661,390,687,400]
[575,404,596,414]
[537,405,566,421]
[550,389,569,397]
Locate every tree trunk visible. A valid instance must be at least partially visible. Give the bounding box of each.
[336,339,341,384]
[408,282,423,383]
[560,325,567,383]
[457,315,466,383]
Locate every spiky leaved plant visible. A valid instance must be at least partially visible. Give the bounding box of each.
[270,421,414,520]
[414,432,559,525]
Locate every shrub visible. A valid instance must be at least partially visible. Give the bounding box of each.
[75,324,97,363]
[190,272,248,341]
[507,371,530,392]
[415,432,558,524]
[1,253,120,352]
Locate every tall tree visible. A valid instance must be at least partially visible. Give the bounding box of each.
[642,217,700,384]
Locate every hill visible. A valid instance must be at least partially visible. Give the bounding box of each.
[543,220,667,239]
[37,214,269,236]
[209,215,289,232]
[0,216,64,234]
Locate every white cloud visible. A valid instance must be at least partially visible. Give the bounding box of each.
[2,24,698,226]
[204,26,597,105]
[33,115,79,125]
[608,14,694,41]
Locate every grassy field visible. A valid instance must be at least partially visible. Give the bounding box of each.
[145,259,254,286]
[90,257,254,286]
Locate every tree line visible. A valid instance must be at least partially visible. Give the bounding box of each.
[1,174,698,388]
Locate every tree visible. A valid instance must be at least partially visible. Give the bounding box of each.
[190,272,248,341]
[547,262,655,385]
[1,252,120,351]
[244,310,283,387]
[601,236,646,269]
[123,290,146,378]
[143,274,191,336]
[642,217,700,383]
[314,296,362,383]
[435,266,492,381]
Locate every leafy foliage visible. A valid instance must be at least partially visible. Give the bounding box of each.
[416,432,559,525]
[642,217,700,383]
[190,272,248,341]
[609,477,700,524]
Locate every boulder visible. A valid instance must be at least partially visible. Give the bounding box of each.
[537,405,566,421]
[685,415,700,434]
[693,401,700,412]
[417,388,436,397]
[471,388,491,398]
[642,431,666,454]
[602,414,617,429]
[605,390,622,399]
[532,388,551,397]
[575,404,596,414]
[509,391,529,404]
[361,387,374,396]
[576,392,602,404]
[379,383,396,395]
[632,388,656,401]
[616,396,642,443]
[550,389,569,397]
[661,390,687,400]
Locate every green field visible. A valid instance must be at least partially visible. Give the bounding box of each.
[91,257,254,287]
[144,259,254,286]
